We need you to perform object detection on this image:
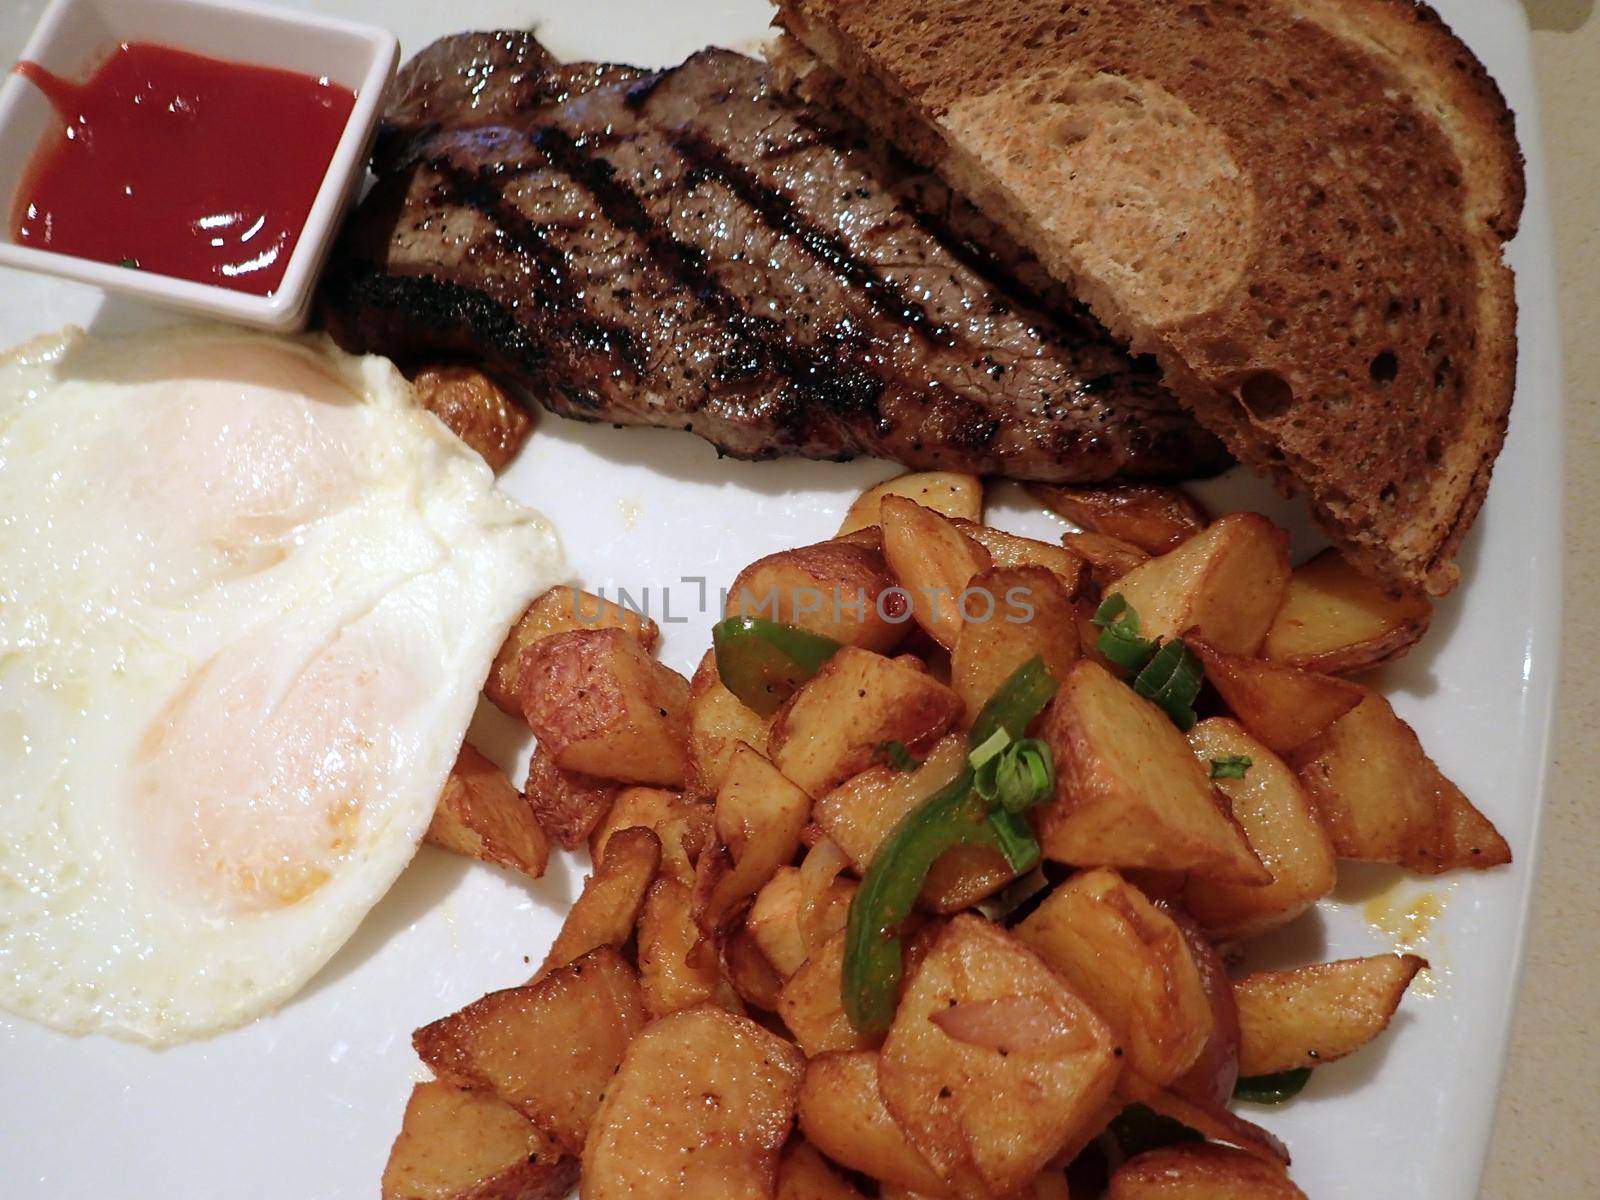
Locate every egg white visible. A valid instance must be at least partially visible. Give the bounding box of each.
[0,326,562,1044]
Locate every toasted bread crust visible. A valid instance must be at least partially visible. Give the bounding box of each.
[776,0,1524,594]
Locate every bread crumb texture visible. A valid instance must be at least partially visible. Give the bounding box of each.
[778,0,1524,594]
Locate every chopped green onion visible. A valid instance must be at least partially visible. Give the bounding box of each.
[1092,593,1159,671]
[973,866,1049,922]
[1133,639,1204,730]
[875,740,924,772]
[1210,754,1253,779]
[1233,1067,1312,1104]
[976,738,1054,813]
[984,806,1042,871]
[118,257,140,269]
[968,726,1012,770]
[1090,594,1133,629]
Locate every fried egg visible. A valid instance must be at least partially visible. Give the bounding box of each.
[0,326,562,1044]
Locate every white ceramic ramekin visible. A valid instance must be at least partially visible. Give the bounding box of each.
[0,0,397,330]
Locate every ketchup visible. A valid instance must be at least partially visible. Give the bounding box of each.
[11,43,355,296]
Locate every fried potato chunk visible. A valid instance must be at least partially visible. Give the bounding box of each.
[693,743,810,933]
[539,827,661,975]
[413,947,646,1156]
[1106,513,1290,655]
[956,521,1087,595]
[638,878,743,1017]
[1182,720,1337,940]
[687,649,775,793]
[381,1081,576,1200]
[581,1005,804,1200]
[880,495,994,648]
[1017,869,1212,1090]
[410,364,532,473]
[746,866,857,980]
[728,539,909,652]
[814,734,1014,913]
[841,472,984,534]
[951,564,1079,721]
[769,645,962,797]
[486,587,659,716]
[778,1141,868,1199]
[777,931,875,1057]
[1030,484,1207,555]
[797,1051,950,1195]
[1234,954,1427,1076]
[724,925,787,1011]
[1109,1144,1306,1199]
[880,916,1122,1197]
[1190,640,1364,754]
[1261,549,1431,674]
[588,786,708,866]
[427,744,549,881]
[1061,530,1151,589]
[522,747,619,851]
[519,628,691,787]
[1038,661,1268,883]
[1291,691,1510,872]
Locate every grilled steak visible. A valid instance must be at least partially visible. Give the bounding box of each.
[319,33,1229,481]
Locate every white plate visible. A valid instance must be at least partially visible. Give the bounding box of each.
[0,2,1563,1197]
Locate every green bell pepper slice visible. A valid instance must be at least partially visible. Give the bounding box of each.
[711,616,842,716]
[841,655,1060,1036]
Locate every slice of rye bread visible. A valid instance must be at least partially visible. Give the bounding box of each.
[771,0,1525,595]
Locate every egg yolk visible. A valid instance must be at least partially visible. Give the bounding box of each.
[130,621,423,915]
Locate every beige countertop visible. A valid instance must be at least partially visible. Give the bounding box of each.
[1482,4,1600,1196]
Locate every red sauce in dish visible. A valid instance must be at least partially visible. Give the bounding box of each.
[11,43,355,296]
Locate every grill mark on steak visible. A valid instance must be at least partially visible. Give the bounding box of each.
[669,128,950,346]
[319,33,1232,482]
[423,155,646,376]
[528,124,886,426]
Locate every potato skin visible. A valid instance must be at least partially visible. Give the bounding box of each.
[486,587,659,716]
[518,628,691,787]
[581,1005,804,1200]
[381,1081,576,1200]
[1029,483,1208,555]
[1261,548,1431,674]
[410,364,532,472]
[413,947,647,1157]
[523,747,617,851]
[1109,1144,1307,1199]
[427,744,550,880]
[767,646,962,797]
[1234,954,1426,1076]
